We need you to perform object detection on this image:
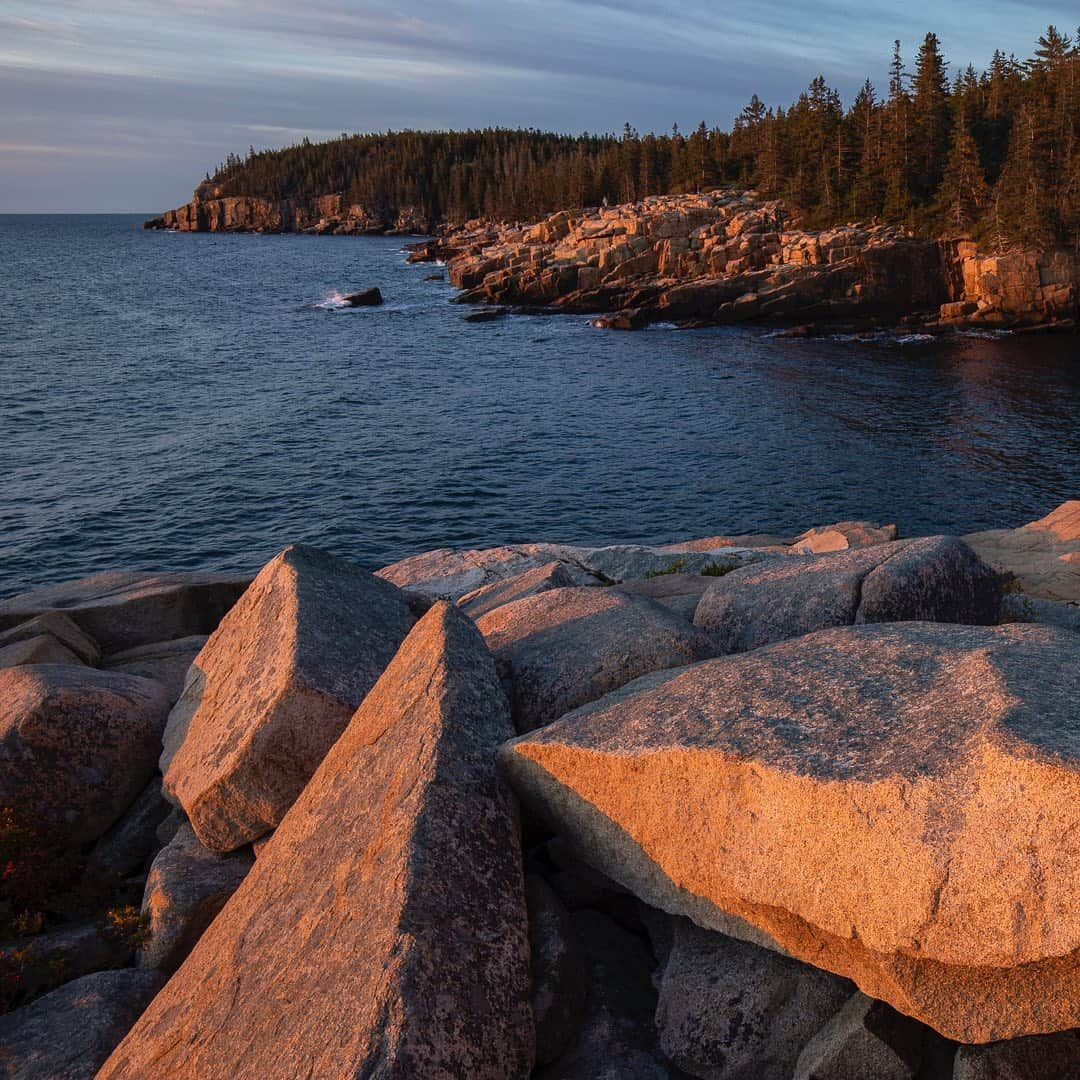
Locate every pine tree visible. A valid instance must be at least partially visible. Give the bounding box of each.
[911,32,952,203]
[934,121,989,232]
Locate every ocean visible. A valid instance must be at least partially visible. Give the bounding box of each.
[1,213,1077,596]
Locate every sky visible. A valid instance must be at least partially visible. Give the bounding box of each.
[0,1,1072,212]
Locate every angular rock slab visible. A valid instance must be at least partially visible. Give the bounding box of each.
[0,969,165,1080]
[0,611,101,665]
[478,587,716,732]
[500,622,1080,1043]
[965,500,1080,604]
[0,665,171,845]
[101,602,533,1079]
[0,634,84,669]
[0,569,251,653]
[162,544,415,851]
[458,561,578,619]
[137,823,254,973]
[694,536,999,654]
[953,1029,1080,1079]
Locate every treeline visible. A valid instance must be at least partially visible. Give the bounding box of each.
[204,27,1079,245]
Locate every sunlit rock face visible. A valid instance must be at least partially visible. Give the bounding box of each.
[102,603,534,1079]
[162,544,415,852]
[501,620,1080,1044]
[965,500,1080,604]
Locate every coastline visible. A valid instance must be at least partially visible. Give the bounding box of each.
[144,188,1079,333]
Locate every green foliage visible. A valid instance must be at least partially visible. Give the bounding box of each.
[699,562,736,577]
[203,27,1079,246]
[643,559,686,579]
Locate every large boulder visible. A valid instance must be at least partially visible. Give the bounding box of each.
[789,521,898,555]
[793,992,930,1080]
[568,545,769,583]
[953,1030,1080,1079]
[964,500,1080,603]
[0,665,171,845]
[377,544,570,600]
[477,587,715,732]
[500,622,1080,1043]
[654,916,852,1080]
[2,921,133,1008]
[0,969,164,1080]
[162,545,415,851]
[103,636,207,705]
[137,823,254,973]
[0,570,251,653]
[459,561,578,619]
[100,603,533,1079]
[694,536,999,653]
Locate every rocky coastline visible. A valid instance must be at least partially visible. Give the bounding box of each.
[406,191,1078,333]
[0,502,1077,1077]
[145,187,1078,332]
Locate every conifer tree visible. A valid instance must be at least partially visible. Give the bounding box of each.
[934,120,989,232]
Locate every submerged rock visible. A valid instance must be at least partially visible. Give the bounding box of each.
[101,603,533,1079]
[477,586,715,732]
[0,665,170,845]
[500,621,1080,1043]
[162,544,414,851]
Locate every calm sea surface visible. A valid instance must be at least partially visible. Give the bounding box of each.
[1,213,1077,597]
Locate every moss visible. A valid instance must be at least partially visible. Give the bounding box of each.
[644,558,686,579]
[700,561,736,577]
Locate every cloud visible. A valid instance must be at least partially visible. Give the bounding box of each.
[0,0,1071,210]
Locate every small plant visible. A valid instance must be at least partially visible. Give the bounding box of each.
[644,558,686,579]
[699,561,736,577]
[102,905,151,952]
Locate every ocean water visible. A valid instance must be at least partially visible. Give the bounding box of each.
[1,213,1077,597]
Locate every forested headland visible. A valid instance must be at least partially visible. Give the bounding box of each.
[198,28,1077,245]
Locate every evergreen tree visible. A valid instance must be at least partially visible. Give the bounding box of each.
[911,32,952,203]
[934,120,989,231]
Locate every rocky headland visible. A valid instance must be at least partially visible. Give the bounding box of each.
[406,191,1078,333]
[0,502,1077,1077]
[145,186,1077,332]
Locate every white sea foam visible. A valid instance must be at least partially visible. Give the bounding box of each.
[314,290,349,309]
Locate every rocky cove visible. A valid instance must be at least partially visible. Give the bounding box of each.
[0,502,1077,1078]
[146,188,1079,332]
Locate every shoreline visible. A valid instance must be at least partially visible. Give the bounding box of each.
[144,189,1078,334]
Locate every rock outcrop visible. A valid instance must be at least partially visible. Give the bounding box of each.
[144,190,431,235]
[654,915,853,1079]
[964,500,1080,604]
[162,544,415,851]
[101,602,533,1079]
[500,621,1080,1043]
[407,191,952,328]
[0,665,171,845]
[0,569,251,653]
[693,535,1000,653]
[0,970,165,1080]
[477,586,716,732]
[136,824,254,973]
[936,241,1078,330]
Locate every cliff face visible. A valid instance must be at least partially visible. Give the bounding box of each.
[938,241,1078,329]
[408,192,950,327]
[143,193,430,236]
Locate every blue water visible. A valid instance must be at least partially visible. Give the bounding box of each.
[1,213,1077,597]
